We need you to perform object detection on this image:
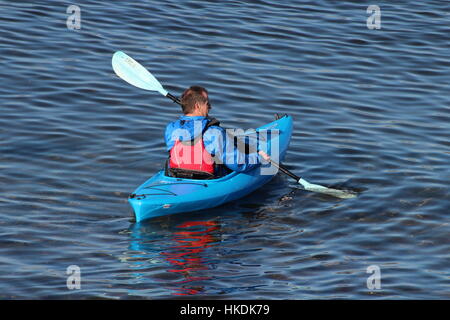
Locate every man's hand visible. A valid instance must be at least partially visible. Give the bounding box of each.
[258,150,271,162]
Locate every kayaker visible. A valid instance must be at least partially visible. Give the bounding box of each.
[165,86,270,179]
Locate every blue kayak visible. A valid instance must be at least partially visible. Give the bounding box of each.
[128,114,293,222]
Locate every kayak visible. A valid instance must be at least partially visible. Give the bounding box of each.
[128,114,293,222]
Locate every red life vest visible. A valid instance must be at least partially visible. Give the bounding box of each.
[169,137,215,174]
[169,118,219,174]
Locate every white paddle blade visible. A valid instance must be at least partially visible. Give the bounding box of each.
[298,178,357,199]
[112,51,168,96]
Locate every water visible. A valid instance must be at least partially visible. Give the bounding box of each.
[0,0,449,299]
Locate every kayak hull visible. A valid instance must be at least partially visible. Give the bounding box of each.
[129,115,293,222]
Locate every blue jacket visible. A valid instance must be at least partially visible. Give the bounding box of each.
[165,116,261,173]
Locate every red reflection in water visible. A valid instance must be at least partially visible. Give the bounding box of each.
[161,220,220,296]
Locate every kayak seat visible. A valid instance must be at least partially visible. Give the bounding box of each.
[167,167,216,180]
[164,159,216,180]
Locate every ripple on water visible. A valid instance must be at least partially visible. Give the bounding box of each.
[0,0,449,299]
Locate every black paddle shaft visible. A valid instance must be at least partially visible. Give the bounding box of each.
[268,159,300,182]
[166,93,182,105]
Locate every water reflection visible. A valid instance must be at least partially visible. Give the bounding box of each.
[127,218,221,296]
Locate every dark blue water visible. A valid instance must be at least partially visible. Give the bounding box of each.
[0,0,449,299]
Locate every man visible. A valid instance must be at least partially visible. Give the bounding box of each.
[165,86,269,179]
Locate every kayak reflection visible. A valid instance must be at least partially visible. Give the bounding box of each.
[128,218,221,296]
[162,220,220,295]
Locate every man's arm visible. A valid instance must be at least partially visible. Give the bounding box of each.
[203,126,261,172]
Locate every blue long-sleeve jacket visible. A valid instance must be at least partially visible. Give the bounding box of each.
[165,116,261,173]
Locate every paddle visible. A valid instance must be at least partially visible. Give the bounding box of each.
[112,51,357,199]
[265,157,357,199]
[112,51,181,105]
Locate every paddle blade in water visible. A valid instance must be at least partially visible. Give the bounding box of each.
[112,51,168,96]
[298,178,357,199]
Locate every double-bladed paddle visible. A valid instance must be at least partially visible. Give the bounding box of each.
[112,51,358,199]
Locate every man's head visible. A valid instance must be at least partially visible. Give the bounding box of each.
[181,86,211,116]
